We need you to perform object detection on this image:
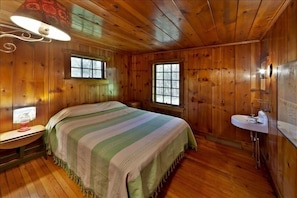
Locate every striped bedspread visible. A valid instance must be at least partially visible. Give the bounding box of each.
[46,101,197,198]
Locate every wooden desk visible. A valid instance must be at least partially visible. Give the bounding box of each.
[0,125,46,172]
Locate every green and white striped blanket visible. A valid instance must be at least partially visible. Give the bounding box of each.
[46,101,197,198]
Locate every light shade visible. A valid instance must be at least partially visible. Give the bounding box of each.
[259,68,266,79]
[13,106,36,132]
[10,0,71,41]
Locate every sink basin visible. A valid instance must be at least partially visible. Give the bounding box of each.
[231,111,268,133]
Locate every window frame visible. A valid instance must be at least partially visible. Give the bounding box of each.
[64,51,108,80]
[152,61,184,107]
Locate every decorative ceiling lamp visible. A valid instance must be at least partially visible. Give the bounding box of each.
[0,0,71,53]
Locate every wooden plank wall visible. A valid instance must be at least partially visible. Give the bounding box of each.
[0,38,129,133]
[1,2,296,197]
[260,0,297,197]
[130,43,261,144]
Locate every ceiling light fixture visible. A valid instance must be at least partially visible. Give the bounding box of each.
[0,0,71,53]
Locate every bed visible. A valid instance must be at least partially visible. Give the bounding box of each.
[45,101,197,198]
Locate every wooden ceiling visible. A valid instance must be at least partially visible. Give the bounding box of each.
[0,0,291,54]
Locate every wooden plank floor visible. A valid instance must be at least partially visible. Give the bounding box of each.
[0,135,276,198]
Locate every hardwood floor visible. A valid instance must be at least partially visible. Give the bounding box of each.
[0,135,276,198]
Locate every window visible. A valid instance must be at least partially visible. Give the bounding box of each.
[70,55,106,79]
[152,62,182,106]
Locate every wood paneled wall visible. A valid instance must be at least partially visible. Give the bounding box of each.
[130,43,261,143]
[0,38,129,133]
[1,1,296,197]
[260,0,297,197]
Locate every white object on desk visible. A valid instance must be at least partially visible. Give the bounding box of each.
[13,106,36,132]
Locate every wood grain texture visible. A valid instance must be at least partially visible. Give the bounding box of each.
[0,1,296,198]
[0,135,276,198]
[129,43,260,143]
[260,0,297,197]
[0,0,290,54]
[0,37,130,133]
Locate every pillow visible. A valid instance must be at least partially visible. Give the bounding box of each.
[46,101,126,131]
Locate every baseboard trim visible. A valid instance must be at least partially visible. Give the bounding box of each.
[205,135,242,150]
[261,151,282,198]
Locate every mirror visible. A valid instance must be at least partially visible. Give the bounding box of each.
[277,61,297,147]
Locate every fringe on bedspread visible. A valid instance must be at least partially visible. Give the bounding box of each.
[53,156,97,198]
[53,150,186,198]
[150,151,185,198]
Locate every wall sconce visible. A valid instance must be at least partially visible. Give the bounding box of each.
[259,64,273,92]
[259,64,273,79]
[259,68,266,79]
[13,106,36,132]
[0,0,71,53]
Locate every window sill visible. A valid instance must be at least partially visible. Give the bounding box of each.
[150,103,184,112]
[149,103,184,117]
[64,79,109,85]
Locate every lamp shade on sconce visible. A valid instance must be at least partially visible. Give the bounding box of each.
[10,0,71,41]
[259,68,266,79]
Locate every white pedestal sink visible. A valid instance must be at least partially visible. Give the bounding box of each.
[231,110,268,133]
[231,110,268,168]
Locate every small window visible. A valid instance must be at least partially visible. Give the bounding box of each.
[70,55,106,79]
[152,62,182,106]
